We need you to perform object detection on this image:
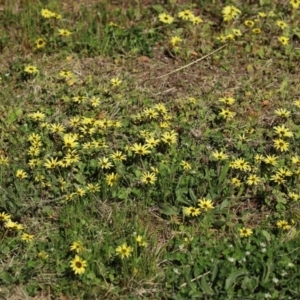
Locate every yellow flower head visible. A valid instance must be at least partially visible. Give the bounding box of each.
[278,36,289,46]
[58,29,72,36]
[116,243,133,259]
[178,10,194,21]
[141,172,157,185]
[198,198,215,211]
[70,255,87,275]
[239,227,253,237]
[24,65,39,74]
[183,206,201,217]
[158,13,174,24]
[35,38,46,49]
[222,6,241,22]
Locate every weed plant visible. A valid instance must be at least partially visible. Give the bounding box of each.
[1,0,300,299]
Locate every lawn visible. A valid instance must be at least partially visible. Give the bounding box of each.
[1,0,300,299]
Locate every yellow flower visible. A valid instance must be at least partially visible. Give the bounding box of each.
[219,108,235,120]
[277,220,291,230]
[231,177,241,187]
[198,198,214,211]
[244,20,255,27]
[41,8,55,18]
[106,173,118,186]
[64,150,80,165]
[76,188,86,197]
[49,123,65,134]
[230,158,251,171]
[90,96,101,107]
[178,10,194,21]
[273,139,289,152]
[219,97,235,105]
[252,28,261,34]
[143,108,159,119]
[59,70,73,78]
[254,154,264,162]
[288,192,299,201]
[98,157,113,169]
[239,227,253,237]
[86,183,100,193]
[135,235,148,247]
[24,65,38,74]
[0,155,9,166]
[38,251,49,259]
[161,130,178,145]
[110,77,122,87]
[35,38,46,49]
[116,243,133,259]
[294,100,300,108]
[222,5,241,22]
[276,168,293,177]
[190,16,203,25]
[276,20,288,29]
[180,160,192,170]
[232,29,242,37]
[16,169,28,179]
[131,143,151,155]
[258,12,267,18]
[270,173,286,184]
[110,150,127,162]
[58,29,72,36]
[264,155,278,166]
[5,219,23,230]
[63,133,79,148]
[154,103,167,114]
[70,241,85,253]
[273,125,293,138]
[0,212,11,222]
[28,111,46,121]
[70,255,87,275]
[278,36,289,45]
[44,157,59,169]
[158,13,174,24]
[212,150,229,160]
[292,156,300,165]
[145,137,160,149]
[141,172,157,185]
[183,206,201,217]
[274,108,291,117]
[290,0,300,9]
[21,233,34,242]
[246,174,260,185]
[170,36,182,47]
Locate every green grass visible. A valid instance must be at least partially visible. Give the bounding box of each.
[1,0,300,299]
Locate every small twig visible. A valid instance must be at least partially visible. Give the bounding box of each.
[154,44,227,80]
[180,271,211,288]
[154,87,176,95]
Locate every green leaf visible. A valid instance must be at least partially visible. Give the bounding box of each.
[219,199,229,210]
[200,274,214,295]
[218,162,229,185]
[7,108,23,123]
[225,269,248,290]
[261,230,271,243]
[160,204,178,216]
[262,258,273,283]
[189,188,197,203]
[211,264,219,282]
[151,4,164,13]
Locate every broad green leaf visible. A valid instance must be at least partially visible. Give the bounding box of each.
[218,162,229,185]
[160,204,178,216]
[225,269,248,290]
[200,274,214,295]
